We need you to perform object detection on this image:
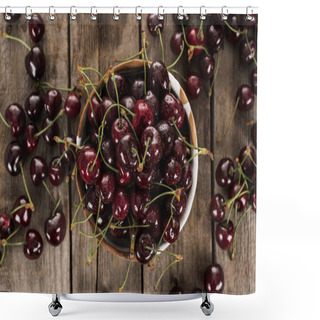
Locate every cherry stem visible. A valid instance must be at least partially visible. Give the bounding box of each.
[131,146,141,166]
[72,213,93,231]
[119,261,132,292]
[80,219,119,239]
[244,32,257,67]
[42,181,56,205]
[90,125,103,172]
[182,150,201,168]
[9,203,32,216]
[115,49,144,63]
[217,96,240,143]
[224,21,246,35]
[35,109,64,137]
[167,41,185,70]
[54,136,83,150]
[197,20,204,40]
[152,182,174,192]
[142,31,151,68]
[111,71,121,127]
[19,163,35,211]
[51,197,61,217]
[100,152,120,174]
[145,191,175,208]
[0,112,10,128]
[110,224,149,229]
[123,113,140,145]
[209,50,221,97]
[56,150,67,167]
[2,32,31,51]
[137,137,151,172]
[4,241,26,247]
[84,86,98,127]
[157,28,165,63]
[81,71,102,102]
[3,226,20,243]
[0,246,6,265]
[145,246,182,260]
[169,69,186,82]
[154,259,180,292]
[39,82,74,92]
[143,51,147,95]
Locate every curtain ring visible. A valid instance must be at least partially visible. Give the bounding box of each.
[113,6,120,21]
[4,6,12,21]
[246,6,253,21]
[177,6,184,20]
[220,6,228,21]
[25,6,32,21]
[90,6,97,21]
[200,6,207,20]
[70,6,77,20]
[49,6,55,21]
[158,6,164,20]
[135,6,142,20]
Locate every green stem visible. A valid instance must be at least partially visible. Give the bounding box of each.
[119,261,132,292]
[0,112,10,128]
[35,110,64,137]
[145,246,180,259]
[145,191,175,208]
[19,163,34,211]
[167,41,185,70]
[10,203,31,216]
[143,52,147,95]
[2,32,31,51]
[158,28,165,63]
[111,71,121,127]
[40,82,74,92]
[152,182,174,192]
[154,259,180,292]
[89,196,101,260]
[209,50,221,97]
[197,20,204,39]
[224,21,246,35]
[182,150,202,168]
[123,114,140,145]
[138,137,151,172]
[84,86,98,127]
[42,181,56,205]
[142,32,150,68]
[72,213,93,229]
[169,69,186,82]
[81,72,102,102]
[0,246,6,265]
[116,50,143,63]
[51,197,61,217]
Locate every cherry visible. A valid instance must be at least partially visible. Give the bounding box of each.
[161,93,185,129]
[163,156,181,186]
[209,194,225,222]
[4,13,21,23]
[147,14,164,37]
[140,126,162,167]
[111,118,130,145]
[4,141,24,176]
[30,156,48,186]
[238,146,256,177]
[108,73,128,101]
[77,146,101,185]
[87,95,101,127]
[170,31,184,55]
[97,206,111,230]
[116,161,132,186]
[101,138,115,167]
[45,209,66,246]
[41,117,60,145]
[225,15,243,44]
[25,46,46,80]
[178,163,193,191]
[23,229,43,260]
[163,216,180,244]
[25,92,44,121]
[116,132,139,172]
[130,79,144,100]
[142,203,161,238]
[132,100,154,136]
[0,213,14,240]
[237,85,254,111]
[251,69,257,94]
[186,73,202,100]
[206,24,224,54]
[64,92,81,118]
[215,158,235,188]
[216,220,234,250]
[12,196,32,227]
[135,231,156,264]
[165,190,187,219]
[136,165,156,190]
[240,38,257,65]
[110,218,129,238]
[147,61,169,99]
[131,188,151,220]
[85,187,105,215]
[251,123,257,146]
[5,103,26,137]
[112,188,130,221]
[23,124,39,152]
[89,127,99,147]
[229,181,248,212]
[199,54,215,81]
[251,191,256,211]
[49,157,65,186]
[44,89,62,119]
[186,28,205,57]
[172,137,187,164]
[100,97,118,132]
[155,120,174,157]
[120,96,136,119]
[59,134,76,165]
[143,90,159,119]
[172,13,189,26]
[29,13,45,42]
[204,263,224,293]
[95,172,115,204]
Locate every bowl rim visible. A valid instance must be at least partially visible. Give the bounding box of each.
[76,59,198,262]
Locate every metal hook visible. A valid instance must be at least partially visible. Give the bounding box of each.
[220,6,228,21]
[90,6,97,21]
[25,6,32,21]
[49,6,55,21]
[246,6,254,21]
[70,6,77,20]
[177,6,184,21]
[113,6,120,21]
[200,6,207,20]
[4,7,12,21]
[135,6,142,20]
[158,6,164,20]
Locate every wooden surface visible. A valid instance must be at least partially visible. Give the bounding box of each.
[0,14,256,294]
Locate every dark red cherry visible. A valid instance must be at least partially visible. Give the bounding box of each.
[101,138,115,167]
[85,187,105,215]
[23,124,39,152]
[199,54,215,81]
[229,181,248,212]
[170,31,184,55]
[5,103,26,137]
[165,190,187,219]
[251,191,256,211]
[30,156,48,186]
[215,158,235,188]
[251,123,257,146]
[112,188,129,221]
[111,118,130,145]
[25,46,46,80]
[41,117,59,145]
[44,89,62,119]
[178,163,193,191]
[0,213,14,240]
[238,146,256,177]
[207,24,224,54]
[110,218,129,238]
[87,95,101,127]
[132,100,154,136]
[4,141,24,176]
[251,69,257,94]
[147,14,164,37]
[29,13,45,42]
[136,165,156,189]
[23,229,43,260]
[186,72,202,100]
[44,210,66,246]
[216,220,234,250]
[64,92,81,118]
[135,231,156,264]
[107,73,128,101]
[225,15,243,44]
[142,204,161,238]
[186,28,205,57]
[140,126,162,167]
[59,134,76,165]
[95,172,115,204]
[130,79,144,100]
[163,216,180,243]
[49,157,65,187]
[237,85,254,111]
[172,14,189,27]
[77,146,101,185]
[172,137,187,164]
[161,93,185,129]
[209,194,225,222]
[100,97,117,132]
[120,96,136,120]
[116,161,132,186]
[204,263,224,293]
[240,38,257,65]
[96,206,111,230]
[89,127,99,147]
[147,61,169,99]
[12,196,32,227]
[143,90,159,119]
[163,156,181,186]
[155,120,174,157]
[131,188,151,220]
[25,92,44,121]
[4,13,21,23]
[116,132,139,172]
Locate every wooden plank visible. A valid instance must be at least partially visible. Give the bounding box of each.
[213,24,257,294]
[141,14,213,294]
[0,15,70,293]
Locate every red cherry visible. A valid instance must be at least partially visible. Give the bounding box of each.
[23,229,43,260]
[95,172,116,204]
[209,194,225,222]
[170,31,184,55]
[216,220,234,250]
[237,85,254,112]
[44,210,66,246]
[0,213,14,240]
[23,124,39,152]
[204,264,224,293]
[132,100,154,136]
[77,147,101,185]
[160,93,185,129]
[186,28,205,57]
[112,188,130,221]
[5,103,26,137]
[49,157,65,187]
[64,92,81,118]
[12,196,32,227]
